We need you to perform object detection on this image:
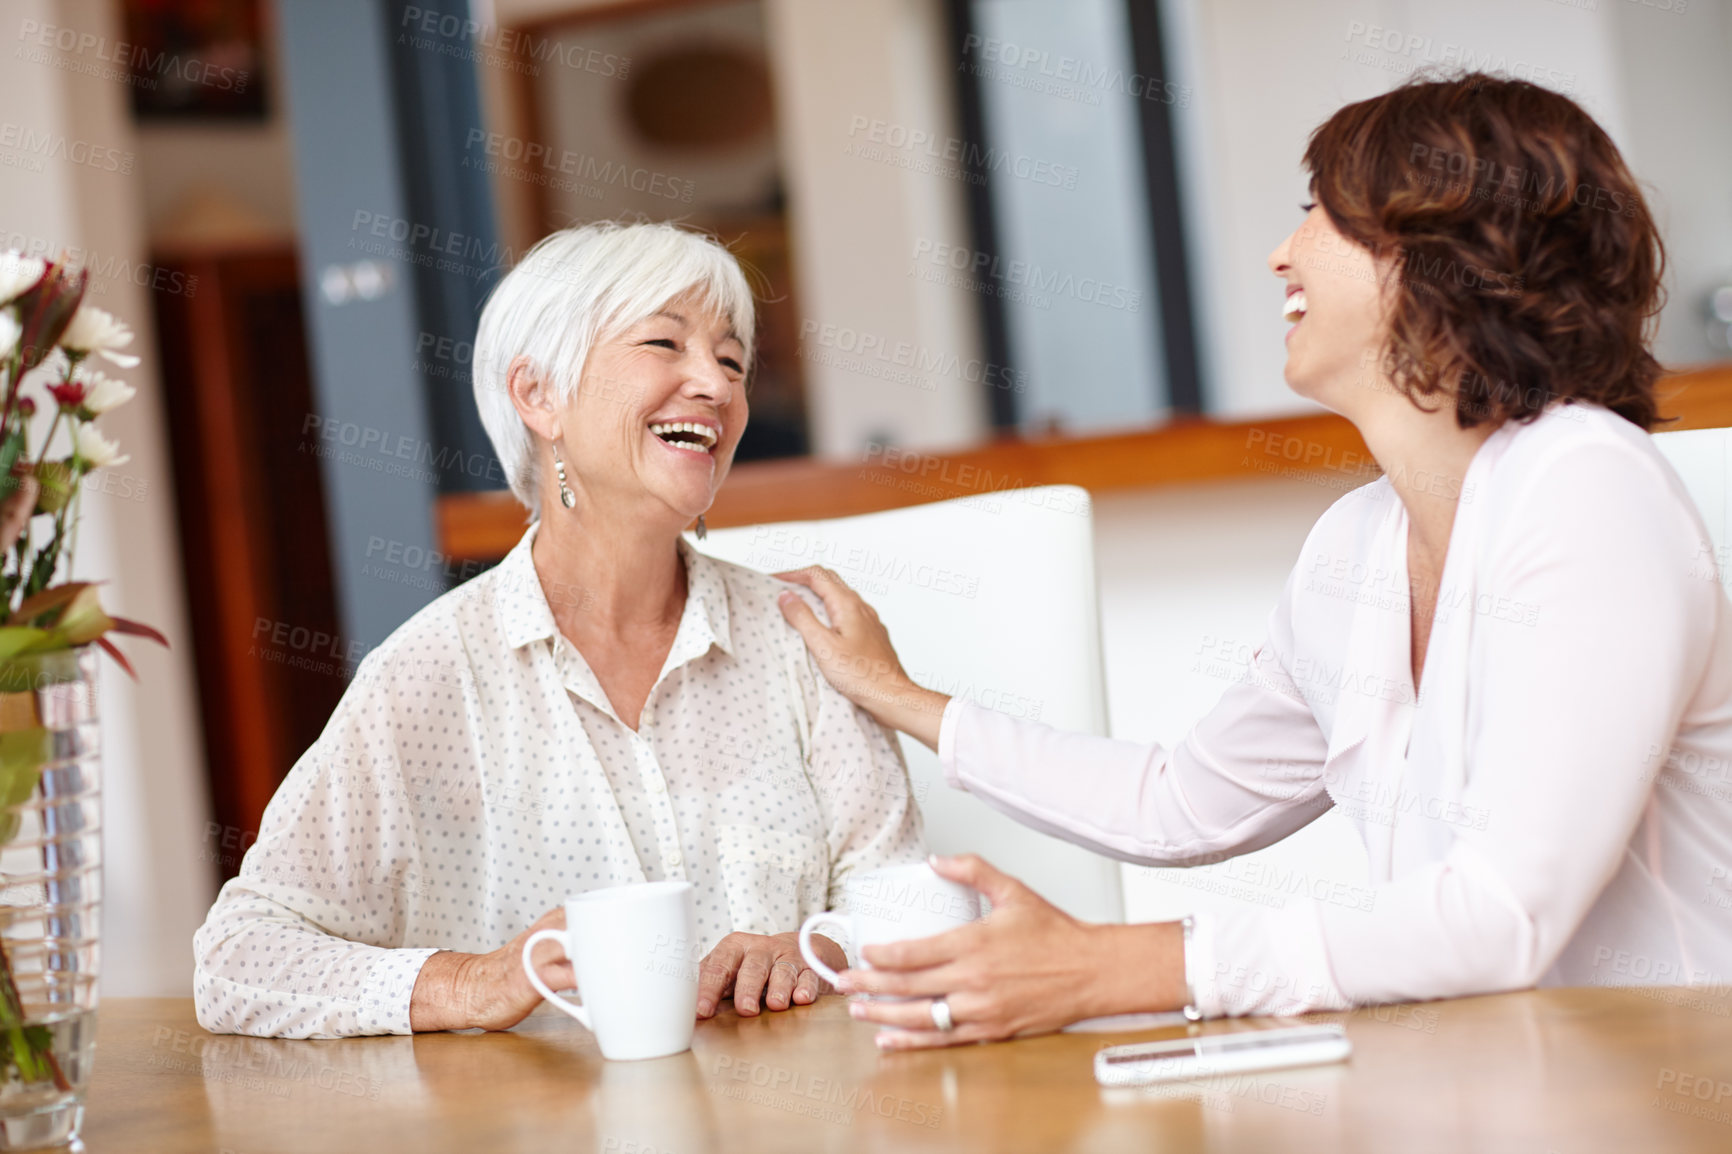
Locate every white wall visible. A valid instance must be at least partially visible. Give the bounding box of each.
[132,121,296,244]
[761,0,990,459]
[0,0,215,995]
[1607,0,1732,365]
[1164,0,1732,418]
[1093,477,1373,922]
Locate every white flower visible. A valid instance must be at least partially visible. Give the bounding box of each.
[75,366,136,415]
[0,309,19,360]
[74,424,129,469]
[59,306,139,368]
[0,253,46,305]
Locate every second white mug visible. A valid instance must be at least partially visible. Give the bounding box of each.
[798,861,981,989]
[520,880,700,1061]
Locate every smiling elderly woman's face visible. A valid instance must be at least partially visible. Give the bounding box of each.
[558,290,749,525]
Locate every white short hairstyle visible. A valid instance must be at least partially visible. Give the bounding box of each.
[473,220,756,509]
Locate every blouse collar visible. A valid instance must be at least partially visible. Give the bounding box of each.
[495,525,734,661]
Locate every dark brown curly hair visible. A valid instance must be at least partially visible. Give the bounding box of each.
[1304,72,1667,430]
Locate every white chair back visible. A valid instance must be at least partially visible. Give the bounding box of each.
[1655,426,1731,560]
[697,485,1124,922]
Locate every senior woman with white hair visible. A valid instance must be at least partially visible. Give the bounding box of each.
[193,221,925,1038]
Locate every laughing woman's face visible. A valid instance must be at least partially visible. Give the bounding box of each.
[559,291,750,528]
[1266,201,1401,417]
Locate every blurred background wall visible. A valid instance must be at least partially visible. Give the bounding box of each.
[0,0,215,996]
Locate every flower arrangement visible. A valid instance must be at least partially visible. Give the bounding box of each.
[0,250,165,1097]
[0,251,165,674]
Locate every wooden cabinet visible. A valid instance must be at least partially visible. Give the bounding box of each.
[151,243,346,879]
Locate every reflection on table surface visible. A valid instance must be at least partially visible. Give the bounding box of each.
[90,987,1732,1153]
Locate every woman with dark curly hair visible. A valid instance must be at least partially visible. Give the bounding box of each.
[772,72,1732,1047]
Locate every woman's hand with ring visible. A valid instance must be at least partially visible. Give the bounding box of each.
[697,931,843,1018]
[836,855,1189,1049]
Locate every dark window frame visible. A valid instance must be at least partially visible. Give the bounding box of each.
[946,0,1205,421]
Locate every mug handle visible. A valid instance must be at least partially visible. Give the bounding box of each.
[521,927,592,1030]
[798,912,851,988]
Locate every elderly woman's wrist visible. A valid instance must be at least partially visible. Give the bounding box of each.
[410,950,477,1032]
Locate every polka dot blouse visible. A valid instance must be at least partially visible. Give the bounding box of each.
[192,528,927,1038]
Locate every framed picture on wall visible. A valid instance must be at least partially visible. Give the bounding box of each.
[499,0,808,461]
[124,0,268,121]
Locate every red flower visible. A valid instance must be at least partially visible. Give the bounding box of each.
[46,380,88,409]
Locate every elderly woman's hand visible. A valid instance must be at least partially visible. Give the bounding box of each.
[835,855,1189,1049]
[776,568,950,749]
[410,906,574,1032]
[697,931,844,1018]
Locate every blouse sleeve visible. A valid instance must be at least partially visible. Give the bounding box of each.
[936,562,1344,1012]
[937,574,1336,868]
[192,654,440,1039]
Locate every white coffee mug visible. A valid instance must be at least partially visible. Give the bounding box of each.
[798,861,981,989]
[520,880,700,1061]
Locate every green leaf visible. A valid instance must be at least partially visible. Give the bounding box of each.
[0,727,48,847]
[54,584,113,646]
[0,427,24,506]
[8,582,85,629]
[20,527,62,602]
[4,530,29,613]
[31,461,71,515]
[0,628,51,662]
[7,1024,48,1083]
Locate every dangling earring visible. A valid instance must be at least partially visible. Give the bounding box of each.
[553,443,576,509]
[695,515,707,540]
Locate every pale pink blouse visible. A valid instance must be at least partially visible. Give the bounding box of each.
[939,403,1732,1015]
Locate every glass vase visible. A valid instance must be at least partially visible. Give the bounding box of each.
[0,647,100,1150]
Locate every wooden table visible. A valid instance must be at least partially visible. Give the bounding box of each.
[85,988,1732,1153]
